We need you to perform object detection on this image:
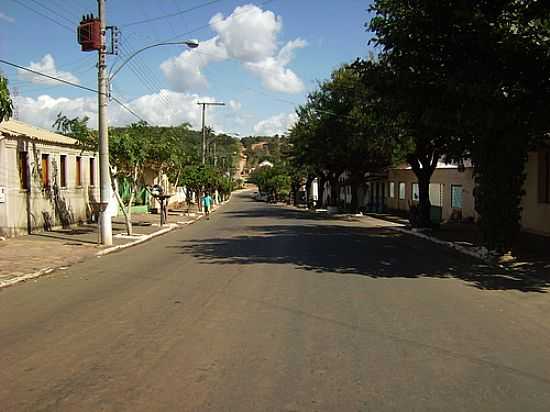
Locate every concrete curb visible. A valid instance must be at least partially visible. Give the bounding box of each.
[96,223,180,257]
[285,204,494,264]
[0,192,240,289]
[0,266,56,289]
[389,226,493,263]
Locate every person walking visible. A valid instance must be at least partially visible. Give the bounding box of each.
[202,191,213,220]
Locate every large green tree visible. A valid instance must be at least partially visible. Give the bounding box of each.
[290,63,398,211]
[367,0,550,250]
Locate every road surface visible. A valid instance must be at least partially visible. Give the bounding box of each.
[1,191,550,411]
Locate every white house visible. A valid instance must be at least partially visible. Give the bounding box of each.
[0,119,100,237]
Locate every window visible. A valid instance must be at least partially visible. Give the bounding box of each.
[76,156,82,186]
[389,182,395,198]
[60,155,67,188]
[412,183,419,202]
[18,151,29,190]
[89,158,95,186]
[41,154,50,188]
[451,185,463,209]
[429,183,443,207]
[538,150,550,204]
[398,182,406,200]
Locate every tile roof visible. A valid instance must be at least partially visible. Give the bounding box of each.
[0,119,77,146]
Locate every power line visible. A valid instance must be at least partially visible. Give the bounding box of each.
[111,96,149,124]
[121,0,225,28]
[0,58,148,124]
[10,0,73,32]
[28,0,75,25]
[162,0,278,42]
[0,59,101,94]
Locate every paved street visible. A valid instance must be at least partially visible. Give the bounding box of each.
[1,190,550,411]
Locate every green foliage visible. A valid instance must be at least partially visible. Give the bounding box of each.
[367,0,550,248]
[288,63,398,209]
[53,113,97,151]
[242,135,291,169]
[250,164,291,201]
[0,76,13,122]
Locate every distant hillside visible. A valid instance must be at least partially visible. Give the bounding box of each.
[241,135,290,169]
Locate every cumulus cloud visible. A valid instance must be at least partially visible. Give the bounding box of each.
[0,12,15,23]
[13,90,227,130]
[161,5,306,94]
[14,95,98,130]
[244,39,306,93]
[210,5,281,62]
[228,99,242,111]
[17,54,79,86]
[253,112,298,136]
[161,37,227,91]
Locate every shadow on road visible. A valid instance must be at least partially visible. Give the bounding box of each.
[175,222,550,293]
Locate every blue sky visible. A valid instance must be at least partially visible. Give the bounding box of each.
[0,0,374,135]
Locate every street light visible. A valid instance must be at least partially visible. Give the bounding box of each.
[109,40,199,81]
[96,37,198,245]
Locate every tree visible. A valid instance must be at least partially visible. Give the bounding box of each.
[250,164,291,202]
[0,76,13,122]
[367,0,550,250]
[289,63,398,211]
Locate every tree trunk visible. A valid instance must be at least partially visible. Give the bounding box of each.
[350,177,360,214]
[291,182,299,206]
[408,153,437,228]
[305,176,314,209]
[416,171,431,228]
[317,174,326,208]
[329,175,339,207]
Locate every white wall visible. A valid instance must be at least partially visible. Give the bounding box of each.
[0,137,99,237]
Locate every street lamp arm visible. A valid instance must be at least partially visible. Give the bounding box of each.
[109,40,198,81]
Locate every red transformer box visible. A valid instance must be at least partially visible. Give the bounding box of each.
[77,14,101,52]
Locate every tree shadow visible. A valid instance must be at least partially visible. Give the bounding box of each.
[174,223,550,293]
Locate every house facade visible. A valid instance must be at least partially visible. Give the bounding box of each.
[0,120,99,238]
[385,162,477,222]
[521,149,550,235]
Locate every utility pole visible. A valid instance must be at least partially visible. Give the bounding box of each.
[97,0,112,245]
[197,101,224,164]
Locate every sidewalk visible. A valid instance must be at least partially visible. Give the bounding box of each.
[366,212,550,277]
[0,211,197,288]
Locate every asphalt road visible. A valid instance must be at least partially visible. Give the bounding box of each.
[2,190,550,411]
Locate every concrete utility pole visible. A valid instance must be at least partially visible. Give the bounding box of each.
[197,102,224,164]
[98,0,112,245]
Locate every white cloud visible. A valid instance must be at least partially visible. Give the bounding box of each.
[13,90,226,131]
[160,37,227,91]
[0,12,15,23]
[160,5,306,94]
[228,99,242,111]
[17,54,79,86]
[14,95,98,130]
[253,112,298,136]
[244,39,306,93]
[210,5,281,62]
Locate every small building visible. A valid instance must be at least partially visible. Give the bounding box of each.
[258,160,274,168]
[385,161,476,222]
[521,149,550,236]
[0,119,99,237]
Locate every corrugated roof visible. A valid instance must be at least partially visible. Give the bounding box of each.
[0,119,77,146]
[393,159,473,170]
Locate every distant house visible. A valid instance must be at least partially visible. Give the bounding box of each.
[251,141,269,151]
[385,161,476,222]
[521,148,550,235]
[258,160,274,168]
[0,119,99,237]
